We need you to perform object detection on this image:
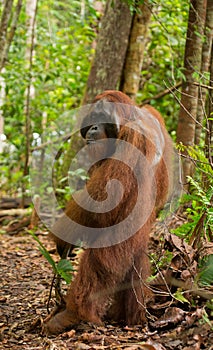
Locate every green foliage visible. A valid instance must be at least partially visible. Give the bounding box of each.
[29,230,73,284]
[56,259,74,284]
[199,255,213,287]
[173,289,190,304]
[172,147,213,241]
[0,0,99,195]
[150,249,173,273]
[138,0,189,133]
[122,0,145,13]
[201,308,213,329]
[55,168,89,207]
[173,185,213,241]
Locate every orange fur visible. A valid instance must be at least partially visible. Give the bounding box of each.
[45,91,173,334]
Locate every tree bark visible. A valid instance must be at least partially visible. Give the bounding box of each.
[2,0,23,70]
[0,0,14,70]
[120,0,152,101]
[82,0,132,104]
[205,42,213,170]
[22,0,38,207]
[176,0,207,187]
[195,0,213,144]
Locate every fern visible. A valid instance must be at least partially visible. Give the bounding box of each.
[172,147,213,241]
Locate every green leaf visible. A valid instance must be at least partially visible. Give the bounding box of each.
[202,309,213,329]
[173,289,190,303]
[28,231,57,273]
[199,255,213,286]
[56,259,74,284]
[38,246,57,271]
[57,259,74,272]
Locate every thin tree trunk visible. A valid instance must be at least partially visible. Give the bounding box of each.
[0,67,5,153]
[0,115,4,153]
[22,0,38,207]
[195,0,213,144]
[205,43,213,171]
[0,0,14,70]
[82,0,132,104]
[176,0,207,187]
[120,1,152,101]
[4,0,23,64]
[0,0,23,156]
[0,0,23,70]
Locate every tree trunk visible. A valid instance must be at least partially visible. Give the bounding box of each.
[205,43,213,170]
[176,0,207,187]
[195,0,213,144]
[82,0,132,104]
[0,0,14,70]
[120,1,152,101]
[0,113,4,153]
[0,0,22,153]
[0,68,5,153]
[22,0,38,207]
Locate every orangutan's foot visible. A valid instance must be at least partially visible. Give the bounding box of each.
[43,309,78,335]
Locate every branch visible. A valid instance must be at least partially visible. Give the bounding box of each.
[193,82,213,90]
[31,132,72,151]
[140,81,182,106]
[140,81,213,107]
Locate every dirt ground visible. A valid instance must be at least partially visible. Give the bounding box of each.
[0,224,213,350]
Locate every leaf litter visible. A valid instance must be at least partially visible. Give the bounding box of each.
[0,215,213,349]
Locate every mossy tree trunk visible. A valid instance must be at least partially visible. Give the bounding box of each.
[120,0,152,101]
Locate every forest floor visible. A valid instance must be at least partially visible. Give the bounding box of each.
[0,216,213,350]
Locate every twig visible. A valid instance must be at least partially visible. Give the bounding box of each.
[164,80,207,131]
[31,132,72,151]
[193,82,213,90]
[169,277,213,300]
[47,244,71,313]
[140,81,182,106]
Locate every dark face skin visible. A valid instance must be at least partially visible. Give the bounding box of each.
[85,123,115,160]
[85,124,107,144]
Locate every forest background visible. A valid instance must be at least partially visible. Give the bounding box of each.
[0,0,213,348]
